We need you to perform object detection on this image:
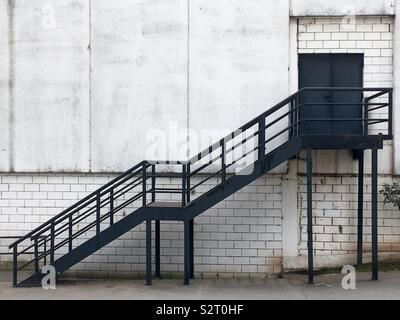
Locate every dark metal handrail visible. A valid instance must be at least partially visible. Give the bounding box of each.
[9,161,147,248]
[9,87,393,286]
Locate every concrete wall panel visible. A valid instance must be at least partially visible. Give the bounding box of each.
[0,0,10,171]
[12,0,90,172]
[188,0,290,172]
[90,0,188,172]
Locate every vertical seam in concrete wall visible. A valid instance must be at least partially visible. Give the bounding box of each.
[88,0,92,172]
[7,0,15,172]
[186,0,190,158]
[394,5,400,174]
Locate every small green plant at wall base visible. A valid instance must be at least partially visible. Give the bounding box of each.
[380,183,400,210]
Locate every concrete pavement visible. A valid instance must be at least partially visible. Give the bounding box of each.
[1,271,400,300]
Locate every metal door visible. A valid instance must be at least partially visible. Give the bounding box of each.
[298,54,364,135]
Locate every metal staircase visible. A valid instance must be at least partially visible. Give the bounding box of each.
[9,87,393,287]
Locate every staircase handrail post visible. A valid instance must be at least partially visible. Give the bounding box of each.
[258,117,266,161]
[50,221,55,264]
[151,164,156,203]
[34,236,39,273]
[186,162,191,203]
[109,189,114,225]
[68,214,73,252]
[142,162,147,207]
[96,192,101,235]
[12,244,17,287]
[299,90,305,135]
[221,140,226,182]
[388,89,393,136]
[363,94,368,135]
[182,163,187,206]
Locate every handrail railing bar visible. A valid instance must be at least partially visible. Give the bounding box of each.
[34,190,143,254]
[17,260,35,272]
[190,152,225,176]
[189,169,223,192]
[225,131,259,156]
[34,177,143,239]
[97,167,144,197]
[147,160,188,165]
[0,251,41,256]
[304,118,386,122]
[108,174,143,197]
[36,200,105,241]
[17,235,48,256]
[226,145,260,169]
[52,204,135,255]
[365,89,392,102]
[153,187,183,192]
[265,104,303,131]
[265,120,302,145]
[16,243,37,256]
[303,87,391,92]
[190,159,218,176]
[52,206,103,240]
[304,102,388,106]
[226,141,261,168]
[110,193,142,215]
[56,207,117,252]
[150,190,183,194]
[367,105,389,112]
[112,180,142,201]
[67,203,129,242]
[367,120,388,126]
[143,173,185,179]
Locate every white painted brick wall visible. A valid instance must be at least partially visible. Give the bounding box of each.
[0,173,283,278]
[298,16,394,136]
[298,174,400,257]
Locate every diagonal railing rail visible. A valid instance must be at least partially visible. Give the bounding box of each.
[9,87,393,286]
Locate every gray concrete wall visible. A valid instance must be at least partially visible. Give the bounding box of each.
[188,0,290,156]
[0,0,292,173]
[5,0,90,172]
[0,0,398,173]
[90,0,188,171]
